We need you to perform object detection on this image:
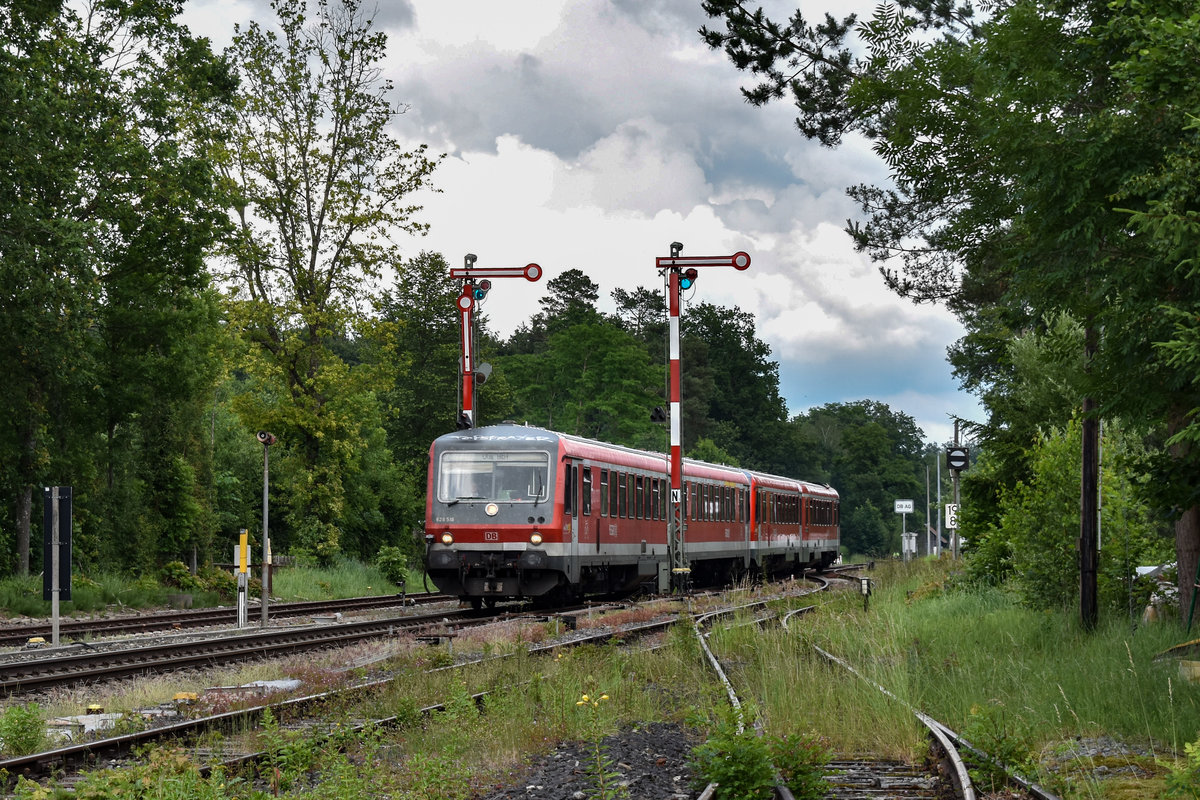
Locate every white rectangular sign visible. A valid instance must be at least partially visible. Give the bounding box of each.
[894,499,914,514]
[945,503,959,528]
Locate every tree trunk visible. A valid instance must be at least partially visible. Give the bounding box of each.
[1079,324,1099,630]
[16,420,38,576]
[1179,505,1200,627]
[16,484,32,577]
[1080,396,1099,630]
[1169,405,1200,624]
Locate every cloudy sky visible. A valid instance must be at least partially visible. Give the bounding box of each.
[182,0,982,446]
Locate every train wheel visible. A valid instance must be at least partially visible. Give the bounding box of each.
[484,597,497,609]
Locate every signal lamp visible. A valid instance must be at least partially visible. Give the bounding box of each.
[679,268,698,290]
[473,278,492,301]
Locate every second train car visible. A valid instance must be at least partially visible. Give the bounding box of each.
[424,423,839,607]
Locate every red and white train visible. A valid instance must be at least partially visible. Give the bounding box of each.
[424,423,839,607]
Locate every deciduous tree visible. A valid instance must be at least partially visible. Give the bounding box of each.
[219,0,437,561]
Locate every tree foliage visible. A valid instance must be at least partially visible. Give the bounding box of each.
[702,0,1200,616]
[218,0,438,562]
[0,0,234,575]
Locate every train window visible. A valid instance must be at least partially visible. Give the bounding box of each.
[564,465,575,516]
[610,472,619,518]
[582,468,592,516]
[618,472,627,518]
[634,475,644,520]
[651,479,659,520]
[437,450,550,504]
[627,473,635,518]
[600,470,609,517]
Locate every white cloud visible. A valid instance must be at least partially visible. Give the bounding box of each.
[183,0,985,443]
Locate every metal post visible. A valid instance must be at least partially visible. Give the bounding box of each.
[936,453,942,557]
[665,245,687,592]
[951,421,960,559]
[925,464,931,558]
[653,244,750,593]
[237,528,248,628]
[51,487,60,646]
[261,439,272,627]
[457,283,477,428]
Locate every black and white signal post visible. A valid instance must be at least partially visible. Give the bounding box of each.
[450,256,542,429]
[654,243,750,592]
[946,427,969,559]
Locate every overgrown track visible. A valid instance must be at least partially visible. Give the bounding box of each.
[689,588,967,800]
[0,606,486,697]
[0,602,670,787]
[0,592,450,648]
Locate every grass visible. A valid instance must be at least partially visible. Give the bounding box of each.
[8,559,1200,799]
[0,560,426,619]
[267,560,409,601]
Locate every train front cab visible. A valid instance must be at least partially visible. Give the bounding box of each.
[424,428,570,607]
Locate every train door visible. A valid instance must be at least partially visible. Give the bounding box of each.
[564,460,580,582]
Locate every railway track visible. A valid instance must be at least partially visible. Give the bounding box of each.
[687,595,972,800]
[6,574,962,798]
[0,600,672,787]
[0,592,452,649]
[0,606,484,697]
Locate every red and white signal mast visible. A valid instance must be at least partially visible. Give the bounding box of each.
[654,242,750,591]
[450,255,543,428]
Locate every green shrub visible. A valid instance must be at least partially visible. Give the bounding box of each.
[689,707,776,800]
[198,565,237,600]
[1165,736,1200,799]
[376,545,408,589]
[160,561,203,592]
[770,732,832,799]
[0,703,47,756]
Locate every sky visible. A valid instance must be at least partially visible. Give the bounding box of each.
[181,0,984,447]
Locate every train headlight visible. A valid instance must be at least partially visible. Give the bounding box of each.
[485,503,499,516]
[440,531,454,545]
[529,531,543,545]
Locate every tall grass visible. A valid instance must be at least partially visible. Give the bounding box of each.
[0,559,419,617]
[810,560,1200,755]
[268,559,401,601]
[0,572,170,618]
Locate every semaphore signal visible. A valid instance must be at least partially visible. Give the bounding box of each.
[655,242,751,592]
[452,255,543,430]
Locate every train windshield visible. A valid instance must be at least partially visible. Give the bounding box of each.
[437,451,550,504]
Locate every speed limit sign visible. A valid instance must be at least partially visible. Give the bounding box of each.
[945,503,959,529]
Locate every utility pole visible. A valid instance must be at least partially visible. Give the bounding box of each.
[925,464,931,558]
[936,453,942,557]
[258,431,276,627]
